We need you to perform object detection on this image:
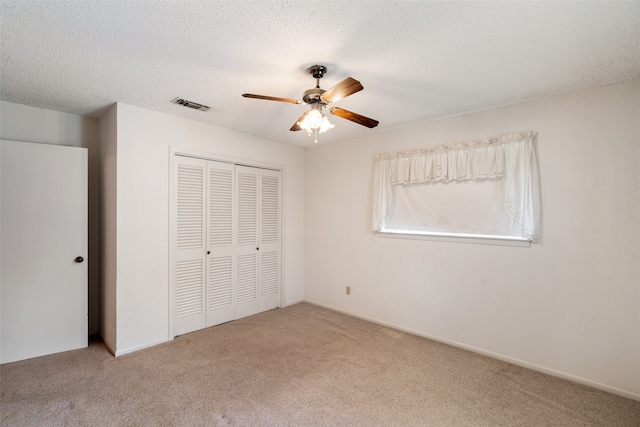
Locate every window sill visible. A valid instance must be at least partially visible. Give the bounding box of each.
[377,229,531,247]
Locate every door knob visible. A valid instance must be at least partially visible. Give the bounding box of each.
[74,256,84,263]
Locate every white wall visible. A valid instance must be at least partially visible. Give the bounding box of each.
[304,80,640,399]
[108,103,305,355]
[99,104,117,352]
[0,101,101,335]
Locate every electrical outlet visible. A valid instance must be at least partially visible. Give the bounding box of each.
[346,286,351,295]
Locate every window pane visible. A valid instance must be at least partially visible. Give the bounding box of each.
[384,178,518,237]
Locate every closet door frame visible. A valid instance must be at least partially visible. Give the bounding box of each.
[168,146,284,339]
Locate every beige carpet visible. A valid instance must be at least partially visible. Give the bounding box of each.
[1,302,639,426]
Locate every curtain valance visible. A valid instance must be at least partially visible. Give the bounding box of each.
[373,131,540,242]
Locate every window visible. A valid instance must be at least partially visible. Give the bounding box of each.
[372,131,540,243]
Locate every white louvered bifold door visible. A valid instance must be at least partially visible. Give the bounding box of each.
[206,161,236,327]
[173,157,281,336]
[234,166,259,320]
[258,169,281,312]
[174,156,207,335]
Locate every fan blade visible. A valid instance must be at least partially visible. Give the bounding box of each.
[290,112,308,131]
[329,107,379,128]
[320,77,363,104]
[242,93,302,104]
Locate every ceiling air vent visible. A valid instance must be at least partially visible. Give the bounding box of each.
[171,97,210,111]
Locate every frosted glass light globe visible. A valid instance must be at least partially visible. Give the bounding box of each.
[305,109,323,129]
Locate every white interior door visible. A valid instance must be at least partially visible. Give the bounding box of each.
[206,160,235,327]
[1,140,88,364]
[174,156,207,336]
[234,165,259,320]
[258,169,281,312]
[172,156,281,336]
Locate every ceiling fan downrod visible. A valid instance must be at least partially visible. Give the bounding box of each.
[303,65,328,104]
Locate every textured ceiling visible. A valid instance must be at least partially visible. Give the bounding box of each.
[1,1,639,146]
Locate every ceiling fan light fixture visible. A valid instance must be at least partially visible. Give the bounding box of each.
[302,109,323,130]
[242,64,377,143]
[297,106,334,141]
[319,115,334,134]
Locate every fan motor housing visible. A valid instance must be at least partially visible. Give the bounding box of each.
[302,87,326,104]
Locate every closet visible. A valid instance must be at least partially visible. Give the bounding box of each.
[172,155,281,336]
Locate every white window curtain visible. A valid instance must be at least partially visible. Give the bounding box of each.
[372,131,540,242]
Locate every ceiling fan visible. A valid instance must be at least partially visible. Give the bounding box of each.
[242,65,379,143]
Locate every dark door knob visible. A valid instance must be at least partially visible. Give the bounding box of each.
[207,251,210,254]
[75,256,84,263]
[256,247,259,250]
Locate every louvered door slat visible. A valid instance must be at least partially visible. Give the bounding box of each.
[237,172,257,246]
[209,169,232,247]
[208,256,232,310]
[260,251,278,297]
[236,254,257,304]
[176,260,203,318]
[261,175,279,244]
[177,164,204,249]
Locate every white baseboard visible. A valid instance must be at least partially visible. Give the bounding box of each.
[110,301,305,358]
[303,299,640,402]
[114,337,169,357]
[283,298,304,307]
